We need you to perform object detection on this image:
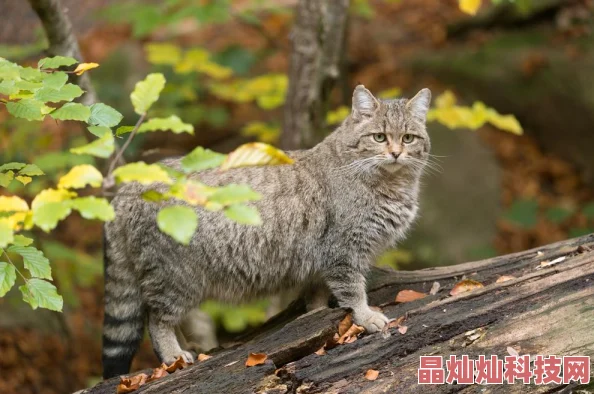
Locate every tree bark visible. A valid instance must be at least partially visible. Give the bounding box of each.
[27,0,97,106]
[280,0,350,150]
[81,234,594,393]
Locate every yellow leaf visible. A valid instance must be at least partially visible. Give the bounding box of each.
[113,162,173,185]
[73,62,99,76]
[221,143,294,171]
[58,165,103,189]
[435,90,457,108]
[145,43,181,66]
[486,110,523,135]
[174,48,210,74]
[0,212,31,231]
[0,196,29,212]
[197,61,233,80]
[378,87,402,99]
[31,188,77,211]
[326,106,350,125]
[241,122,280,144]
[459,0,481,15]
[15,176,32,185]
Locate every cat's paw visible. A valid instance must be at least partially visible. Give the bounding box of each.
[353,308,389,333]
[162,350,195,366]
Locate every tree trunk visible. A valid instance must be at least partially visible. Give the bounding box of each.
[81,234,594,393]
[280,0,350,150]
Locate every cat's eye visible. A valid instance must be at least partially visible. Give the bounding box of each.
[402,134,415,143]
[373,133,387,143]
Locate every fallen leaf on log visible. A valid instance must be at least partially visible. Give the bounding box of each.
[430,281,441,295]
[246,352,267,367]
[197,353,212,362]
[315,347,326,356]
[338,314,353,336]
[165,356,190,373]
[387,315,406,329]
[337,324,364,344]
[450,279,484,296]
[146,367,169,383]
[496,275,516,283]
[395,289,427,302]
[116,373,148,394]
[365,369,379,380]
[398,326,408,335]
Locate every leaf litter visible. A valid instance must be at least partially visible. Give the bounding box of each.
[116,355,191,393]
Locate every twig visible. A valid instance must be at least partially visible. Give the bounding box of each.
[3,250,29,285]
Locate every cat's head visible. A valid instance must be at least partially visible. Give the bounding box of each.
[336,85,431,176]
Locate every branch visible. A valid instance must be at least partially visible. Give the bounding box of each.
[27,0,97,106]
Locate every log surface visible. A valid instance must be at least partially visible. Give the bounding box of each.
[82,234,594,393]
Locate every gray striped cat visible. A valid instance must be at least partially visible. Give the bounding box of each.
[102,85,431,379]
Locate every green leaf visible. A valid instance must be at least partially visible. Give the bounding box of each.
[115,126,135,136]
[87,126,112,138]
[70,197,115,221]
[70,132,114,158]
[12,235,33,247]
[0,61,20,79]
[34,83,84,103]
[138,115,194,134]
[14,80,43,91]
[181,147,226,173]
[50,103,91,122]
[8,245,51,280]
[0,171,14,187]
[130,73,165,115]
[209,184,261,206]
[18,164,44,176]
[0,80,18,95]
[88,103,124,128]
[113,162,173,185]
[0,221,14,248]
[545,207,574,224]
[32,201,72,232]
[42,72,68,89]
[504,199,538,229]
[582,202,594,220]
[224,204,261,225]
[6,99,47,121]
[19,67,45,81]
[157,205,198,245]
[0,162,26,172]
[0,262,16,297]
[142,190,169,202]
[20,279,63,311]
[38,56,77,69]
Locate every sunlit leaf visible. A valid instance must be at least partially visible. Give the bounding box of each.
[73,62,99,75]
[38,56,77,69]
[181,147,226,173]
[0,262,16,297]
[0,221,14,248]
[0,163,26,172]
[88,103,123,127]
[6,99,47,121]
[0,80,18,95]
[221,142,293,171]
[224,204,261,225]
[0,171,14,187]
[378,87,402,99]
[71,130,114,159]
[145,43,182,65]
[70,197,115,221]
[174,48,210,74]
[42,72,68,90]
[459,0,481,15]
[130,73,165,115]
[50,102,91,122]
[58,164,103,189]
[0,196,29,212]
[326,106,350,125]
[31,188,76,210]
[435,90,457,108]
[32,201,72,232]
[20,279,63,311]
[115,126,135,136]
[34,83,84,103]
[113,162,173,185]
[12,235,33,247]
[157,205,197,245]
[15,175,32,185]
[209,184,261,206]
[138,115,194,134]
[18,164,44,176]
[8,245,51,280]
[241,122,280,144]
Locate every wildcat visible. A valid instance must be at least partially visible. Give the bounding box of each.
[102,85,431,379]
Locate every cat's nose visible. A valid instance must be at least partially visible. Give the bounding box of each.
[391,152,400,160]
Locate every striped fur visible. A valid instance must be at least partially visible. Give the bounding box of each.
[102,86,432,378]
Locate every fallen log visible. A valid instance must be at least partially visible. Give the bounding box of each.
[81,234,594,393]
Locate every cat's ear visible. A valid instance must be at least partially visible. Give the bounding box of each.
[352,85,379,119]
[406,88,431,122]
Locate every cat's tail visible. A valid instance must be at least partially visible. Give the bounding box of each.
[102,231,145,379]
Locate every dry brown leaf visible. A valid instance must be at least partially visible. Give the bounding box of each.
[164,356,189,373]
[430,281,441,295]
[450,279,484,296]
[315,346,326,356]
[496,275,516,283]
[337,324,364,344]
[116,373,148,394]
[387,316,406,329]
[395,289,428,303]
[338,314,353,336]
[398,325,408,335]
[246,352,268,367]
[365,369,379,381]
[197,353,212,362]
[146,367,169,383]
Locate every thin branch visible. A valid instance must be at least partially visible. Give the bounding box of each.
[3,250,29,285]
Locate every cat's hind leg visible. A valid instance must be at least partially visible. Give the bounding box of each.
[149,311,195,365]
[179,307,218,353]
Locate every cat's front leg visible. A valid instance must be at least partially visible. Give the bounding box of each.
[324,270,389,333]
